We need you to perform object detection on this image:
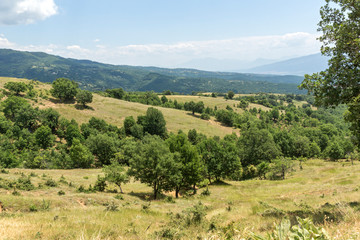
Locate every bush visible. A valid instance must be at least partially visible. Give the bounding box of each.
[44,178,57,187]
[17,176,35,191]
[57,190,65,196]
[94,175,107,192]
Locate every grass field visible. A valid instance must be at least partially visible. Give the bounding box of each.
[165,95,272,113]
[0,77,238,138]
[0,159,359,239]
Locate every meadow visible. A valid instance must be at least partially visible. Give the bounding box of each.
[0,159,359,239]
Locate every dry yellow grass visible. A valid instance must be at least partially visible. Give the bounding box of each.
[165,95,272,113]
[0,77,238,138]
[0,160,359,239]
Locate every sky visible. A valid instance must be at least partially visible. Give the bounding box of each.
[0,0,326,70]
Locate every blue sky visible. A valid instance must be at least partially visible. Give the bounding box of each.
[0,0,326,70]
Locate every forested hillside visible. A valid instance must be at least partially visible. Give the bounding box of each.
[0,49,304,94]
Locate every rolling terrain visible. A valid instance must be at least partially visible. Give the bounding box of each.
[0,48,304,94]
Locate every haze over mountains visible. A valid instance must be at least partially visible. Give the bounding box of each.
[0,48,327,94]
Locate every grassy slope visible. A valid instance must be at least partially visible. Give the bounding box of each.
[0,160,359,239]
[165,95,271,114]
[0,77,238,138]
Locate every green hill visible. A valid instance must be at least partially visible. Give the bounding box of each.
[0,48,304,94]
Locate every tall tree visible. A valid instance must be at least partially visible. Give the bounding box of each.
[167,133,204,197]
[76,90,93,107]
[128,135,181,199]
[300,0,360,145]
[142,107,167,137]
[51,78,79,102]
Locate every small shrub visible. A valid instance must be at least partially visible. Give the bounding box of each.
[17,176,35,191]
[0,169,9,174]
[12,189,21,196]
[57,190,65,196]
[29,205,38,212]
[142,202,151,212]
[40,199,51,211]
[94,175,107,192]
[201,187,211,196]
[105,201,119,211]
[165,196,175,203]
[59,175,67,184]
[29,172,37,177]
[44,178,57,187]
[114,194,124,200]
[83,176,89,180]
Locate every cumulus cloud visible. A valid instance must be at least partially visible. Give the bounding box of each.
[0,0,58,25]
[0,36,15,48]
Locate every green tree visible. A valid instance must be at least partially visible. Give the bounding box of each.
[142,107,167,137]
[69,138,94,168]
[40,108,60,133]
[128,135,181,199]
[76,90,93,106]
[300,1,360,146]
[35,125,55,149]
[167,133,204,197]
[86,133,117,165]
[227,91,235,99]
[103,161,129,193]
[51,78,79,102]
[238,127,282,166]
[4,82,28,95]
[65,121,84,146]
[2,96,29,120]
[123,116,136,135]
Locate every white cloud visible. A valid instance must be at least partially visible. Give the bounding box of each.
[0,32,321,70]
[0,36,15,48]
[0,0,58,25]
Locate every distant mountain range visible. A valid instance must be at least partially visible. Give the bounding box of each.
[243,53,329,76]
[0,48,307,94]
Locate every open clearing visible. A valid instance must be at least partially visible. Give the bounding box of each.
[0,77,238,138]
[0,159,359,239]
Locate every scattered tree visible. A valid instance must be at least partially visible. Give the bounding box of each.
[51,78,79,102]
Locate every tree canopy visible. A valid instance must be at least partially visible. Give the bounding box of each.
[300,0,360,145]
[51,78,79,102]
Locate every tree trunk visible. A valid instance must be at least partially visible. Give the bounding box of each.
[175,187,179,198]
[153,182,157,200]
[193,184,197,195]
[118,184,123,194]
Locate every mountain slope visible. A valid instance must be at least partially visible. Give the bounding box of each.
[244,53,329,76]
[0,48,304,94]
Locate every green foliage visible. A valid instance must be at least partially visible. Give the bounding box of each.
[35,126,54,149]
[1,96,29,120]
[69,138,94,168]
[50,78,79,102]
[4,82,28,95]
[86,133,117,165]
[238,127,281,166]
[227,90,235,99]
[268,158,293,180]
[94,175,107,192]
[128,135,181,199]
[103,161,129,193]
[253,217,329,240]
[166,132,204,197]
[300,1,360,147]
[76,90,93,106]
[142,107,167,137]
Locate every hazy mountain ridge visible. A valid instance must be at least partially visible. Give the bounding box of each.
[244,53,329,75]
[0,48,304,94]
